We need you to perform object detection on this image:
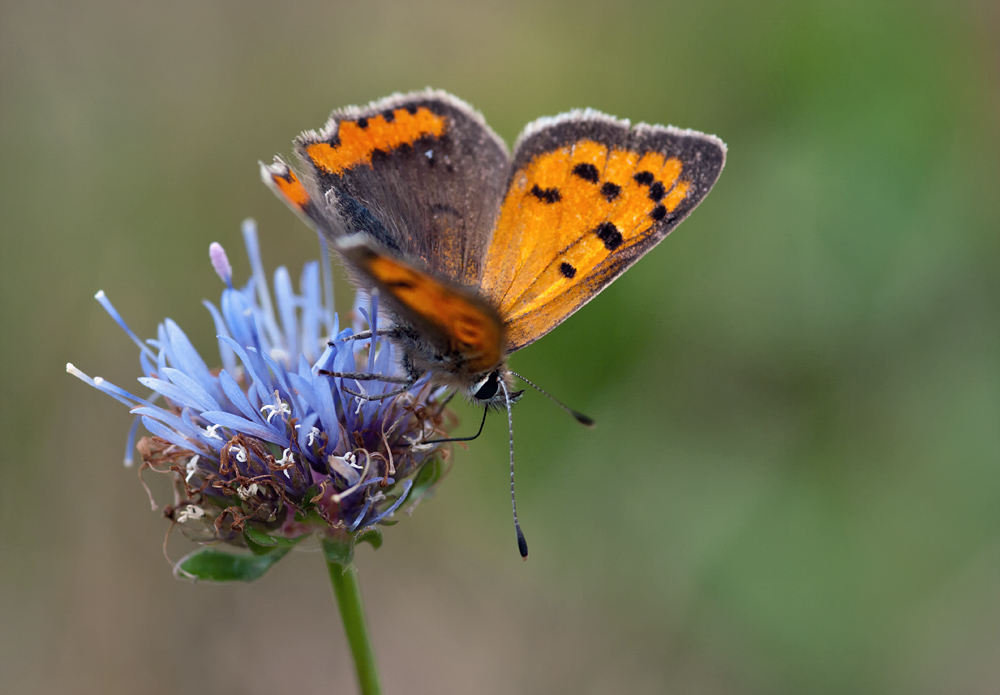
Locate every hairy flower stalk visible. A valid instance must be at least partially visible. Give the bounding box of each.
[68,220,454,575]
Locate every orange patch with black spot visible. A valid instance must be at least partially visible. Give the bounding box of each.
[305,107,447,176]
[479,139,691,350]
[270,169,310,210]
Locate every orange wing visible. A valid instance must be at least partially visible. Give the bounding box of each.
[478,113,726,352]
[337,237,505,375]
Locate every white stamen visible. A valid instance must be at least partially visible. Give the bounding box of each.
[405,435,434,452]
[261,395,291,423]
[351,384,368,415]
[306,426,320,447]
[176,504,205,523]
[185,455,200,482]
[204,424,224,440]
[230,445,247,463]
[327,452,361,485]
[276,448,294,478]
[237,483,258,500]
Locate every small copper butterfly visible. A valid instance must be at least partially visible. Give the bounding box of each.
[262,90,726,555]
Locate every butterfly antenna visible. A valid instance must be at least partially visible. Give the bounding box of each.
[499,378,529,559]
[422,406,488,445]
[508,370,596,428]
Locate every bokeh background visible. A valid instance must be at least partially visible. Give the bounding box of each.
[2,1,998,693]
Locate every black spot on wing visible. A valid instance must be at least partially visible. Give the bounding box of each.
[648,181,666,202]
[381,110,395,122]
[600,181,621,202]
[385,279,416,290]
[530,184,562,204]
[356,117,369,129]
[650,205,667,221]
[595,222,623,250]
[559,262,577,278]
[571,162,599,183]
[633,171,654,186]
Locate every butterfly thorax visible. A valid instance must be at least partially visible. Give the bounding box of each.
[392,320,509,403]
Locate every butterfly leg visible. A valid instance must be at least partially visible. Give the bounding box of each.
[317,370,413,383]
[341,384,414,401]
[328,328,399,347]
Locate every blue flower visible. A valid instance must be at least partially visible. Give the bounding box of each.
[68,220,452,550]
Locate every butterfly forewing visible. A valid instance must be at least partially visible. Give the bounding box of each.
[479,113,726,352]
[289,91,510,287]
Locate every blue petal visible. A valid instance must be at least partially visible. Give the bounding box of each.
[141,416,201,453]
[255,347,296,409]
[138,376,215,413]
[352,290,369,334]
[299,262,321,364]
[366,479,413,525]
[244,317,278,394]
[140,349,156,379]
[160,367,223,412]
[273,265,298,360]
[94,290,157,359]
[221,288,257,353]
[241,219,283,349]
[349,497,374,531]
[287,371,318,413]
[312,370,341,453]
[295,411,320,455]
[163,319,217,396]
[367,292,379,373]
[155,328,169,375]
[203,299,237,376]
[219,336,272,406]
[318,235,336,336]
[123,415,142,467]
[131,405,208,442]
[200,410,290,446]
[218,369,264,423]
[182,408,224,453]
[94,377,158,409]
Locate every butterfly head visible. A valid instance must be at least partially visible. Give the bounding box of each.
[469,368,523,410]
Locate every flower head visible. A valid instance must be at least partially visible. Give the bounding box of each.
[69,220,453,569]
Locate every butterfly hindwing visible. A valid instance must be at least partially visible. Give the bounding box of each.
[479,111,727,352]
[337,236,505,379]
[274,90,510,287]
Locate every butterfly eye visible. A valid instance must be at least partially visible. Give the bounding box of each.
[472,371,499,401]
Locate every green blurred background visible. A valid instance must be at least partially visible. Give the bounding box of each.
[2,0,998,693]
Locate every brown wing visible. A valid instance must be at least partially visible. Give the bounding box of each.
[263,90,510,287]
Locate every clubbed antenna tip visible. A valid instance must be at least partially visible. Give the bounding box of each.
[571,410,596,428]
[516,525,529,559]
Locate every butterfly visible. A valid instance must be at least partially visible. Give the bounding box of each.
[262,90,726,555]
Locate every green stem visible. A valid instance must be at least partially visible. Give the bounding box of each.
[326,559,381,695]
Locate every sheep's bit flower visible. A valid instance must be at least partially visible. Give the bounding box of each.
[68,220,453,580]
